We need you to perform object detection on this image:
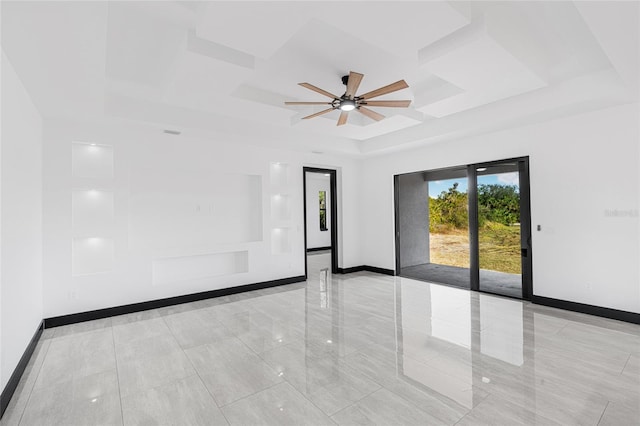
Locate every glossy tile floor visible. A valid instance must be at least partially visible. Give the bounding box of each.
[3,252,639,425]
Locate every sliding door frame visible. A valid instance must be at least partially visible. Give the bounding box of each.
[394,156,532,301]
[468,165,480,292]
[469,156,532,300]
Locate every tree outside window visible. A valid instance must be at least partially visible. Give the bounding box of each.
[319,191,327,231]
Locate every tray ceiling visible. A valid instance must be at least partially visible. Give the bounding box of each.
[2,1,637,156]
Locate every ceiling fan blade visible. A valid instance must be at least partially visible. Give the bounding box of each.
[362,100,411,108]
[299,83,339,99]
[358,106,385,121]
[302,107,336,120]
[285,101,332,105]
[359,80,409,100]
[337,111,349,126]
[345,71,364,98]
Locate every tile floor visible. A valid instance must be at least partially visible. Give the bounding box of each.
[2,252,639,425]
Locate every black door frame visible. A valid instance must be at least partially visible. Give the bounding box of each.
[469,156,532,299]
[303,167,338,277]
[394,156,532,300]
[393,175,401,274]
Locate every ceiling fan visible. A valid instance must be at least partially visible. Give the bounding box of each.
[284,71,411,126]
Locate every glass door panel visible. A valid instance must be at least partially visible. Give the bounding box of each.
[476,163,522,297]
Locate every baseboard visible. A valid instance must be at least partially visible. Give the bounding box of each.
[306,246,332,253]
[531,295,640,324]
[337,266,365,274]
[337,265,395,276]
[44,275,306,328]
[364,265,396,276]
[1,321,44,418]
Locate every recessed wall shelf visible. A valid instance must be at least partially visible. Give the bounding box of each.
[72,142,114,179]
[152,251,249,286]
[72,237,114,276]
[71,141,115,276]
[271,227,291,255]
[269,162,290,190]
[71,189,115,236]
[270,193,292,221]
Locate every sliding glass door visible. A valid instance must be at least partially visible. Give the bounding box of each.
[471,161,531,298]
[396,157,532,299]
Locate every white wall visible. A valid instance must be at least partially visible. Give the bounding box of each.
[360,103,640,313]
[397,172,430,267]
[305,172,331,249]
[1,51,43,391]
[42,119,361,318]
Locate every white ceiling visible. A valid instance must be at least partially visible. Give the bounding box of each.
[2,1,638,156]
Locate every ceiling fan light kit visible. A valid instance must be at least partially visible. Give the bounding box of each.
[284,71,411,126]
[338,99,356,111]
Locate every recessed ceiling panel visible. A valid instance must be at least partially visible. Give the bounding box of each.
[162,50,254,111]
[419,33,547,117]
[196,2,312,59]
[329,2,470,59]
[235,18,420,139]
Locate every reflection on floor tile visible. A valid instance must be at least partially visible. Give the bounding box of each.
[221,382,332,425]
[34,329,116,390]
[261,343,381,415]
[117,349,195,397]
[331,388,443,425]
[21,371,122,426]
[455,393,561,426]
[4,252,639,425]
[598,400,640,426]
[121,375,227,426]
[163,309,235,349]
[185,338,282,406]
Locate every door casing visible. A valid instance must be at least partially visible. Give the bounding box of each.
[303,167,338,277]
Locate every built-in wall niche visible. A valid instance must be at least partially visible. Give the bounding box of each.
[271,227,291,254]
[269,162,290,189]
[72,189,114,235]
[128,174,263,251]
[72,237,115,276]
[270,193,291,221]
[72,142,114,179]
[152,251,249,286]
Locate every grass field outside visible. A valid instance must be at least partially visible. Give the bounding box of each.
[429,222,521,274]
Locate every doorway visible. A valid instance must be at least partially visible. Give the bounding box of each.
[395,157,532,299]
[303,167,338,277]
